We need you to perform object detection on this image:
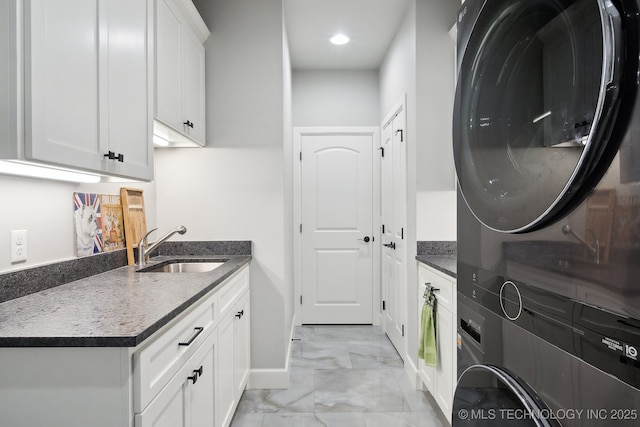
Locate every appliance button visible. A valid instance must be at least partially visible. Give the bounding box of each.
[500,281,523,321]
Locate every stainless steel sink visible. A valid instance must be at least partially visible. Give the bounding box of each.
[140,261,225,273]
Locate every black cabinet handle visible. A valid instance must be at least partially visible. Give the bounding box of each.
[104,151,125,162]
[383,242,396,250]
[188,365,204,384]
[179,327,204,346]
[235,310,244,319]
[184,120,194,128]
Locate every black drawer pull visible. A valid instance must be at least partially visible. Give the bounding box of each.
[179,327,204,346]
[188,365,203,384]
[188,371,198,384]
[235,310,244,319]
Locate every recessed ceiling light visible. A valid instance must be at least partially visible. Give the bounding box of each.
[330,34,350,46]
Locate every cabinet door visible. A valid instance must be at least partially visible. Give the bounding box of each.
[135,375,188,427]
[216,312,237,427]
[235,291,250,396]
[100,0,153,180]
[25,0,102,171]
[182,28,206,145]
[434,306,455,424]
[155,0,183,131]
[189,334,216,427]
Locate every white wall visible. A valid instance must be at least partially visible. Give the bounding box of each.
[415,0,458,192]
[0,174,155,273]
[194,0,283,148]
[416,191,456,240]
[184,0,291,377]
[292,70,380,126]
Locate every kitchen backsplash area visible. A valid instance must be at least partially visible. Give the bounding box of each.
[417,241,457,256]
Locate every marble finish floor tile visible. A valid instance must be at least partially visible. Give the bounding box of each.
[315,368,412,413]
[291,340,352,370]
[348,339,404,368]
[236,384,315,413]
[231,325,449,427]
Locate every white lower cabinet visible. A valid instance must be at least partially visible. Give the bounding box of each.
[0,265,250,427]
[417,263,456,424]
[216,275,251,427]
[136,265,250,427]
[135,331,215,427]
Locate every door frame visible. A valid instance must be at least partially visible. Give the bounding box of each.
[380,95,409,355]
[293,127,381,326]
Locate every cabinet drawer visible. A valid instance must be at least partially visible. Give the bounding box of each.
[217,265,250,318]
[133,291,217,413]
[418,264,456,312]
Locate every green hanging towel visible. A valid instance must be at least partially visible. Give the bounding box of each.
[418,291,437,367]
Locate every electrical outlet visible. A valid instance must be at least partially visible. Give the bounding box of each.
[11,229,27,263]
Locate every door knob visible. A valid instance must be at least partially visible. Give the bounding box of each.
[383,242,396,250]
[358,236,371,243]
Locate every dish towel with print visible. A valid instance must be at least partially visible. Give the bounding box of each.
[418,291,437,367]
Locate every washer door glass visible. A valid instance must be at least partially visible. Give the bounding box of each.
[453,365,560,426]
[453,0,624,232]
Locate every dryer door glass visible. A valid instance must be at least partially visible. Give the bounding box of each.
[453,0,625,233]
[452,365,560,426]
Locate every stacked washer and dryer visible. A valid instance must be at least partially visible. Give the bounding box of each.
[452,0,640,425]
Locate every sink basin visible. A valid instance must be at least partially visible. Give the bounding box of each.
[140,261,225,273]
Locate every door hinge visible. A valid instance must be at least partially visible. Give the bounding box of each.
[300,223,302,233]
[378,147,384,157]
[300,295,303,304]
[382,300,386,311]
[401,324,405,337]
[395,129,404,142]
[382,224,385,234]
[401,228,404,240]
[299,152,302,161]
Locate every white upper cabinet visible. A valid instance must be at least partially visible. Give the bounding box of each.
[25,0,101,172]
[154,0,209,147]
[99,0,155,180]
[1,0,154,181]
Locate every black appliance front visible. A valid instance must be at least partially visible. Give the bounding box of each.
[454,293,640,426]
[453,0,640,424]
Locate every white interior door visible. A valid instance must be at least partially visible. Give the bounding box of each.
[381,104,407,355]
[300,132,374,324]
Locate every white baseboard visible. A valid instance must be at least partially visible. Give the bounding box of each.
[404,354,421,389]
[247,368,290,389]
[246,315,296,390]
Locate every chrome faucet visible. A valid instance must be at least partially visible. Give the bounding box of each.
[561,225,600,265]
[138,225,187,267]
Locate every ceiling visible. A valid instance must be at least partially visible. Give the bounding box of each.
[283,0,411,70]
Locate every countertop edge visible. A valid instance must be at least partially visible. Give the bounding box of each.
[416,255,457,279]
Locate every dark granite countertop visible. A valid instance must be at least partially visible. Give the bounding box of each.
[416,255,457,278]
[415,241,457,278]
[0,255,251,347]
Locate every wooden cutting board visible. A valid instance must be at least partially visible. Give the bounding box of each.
[120,187,147,266]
